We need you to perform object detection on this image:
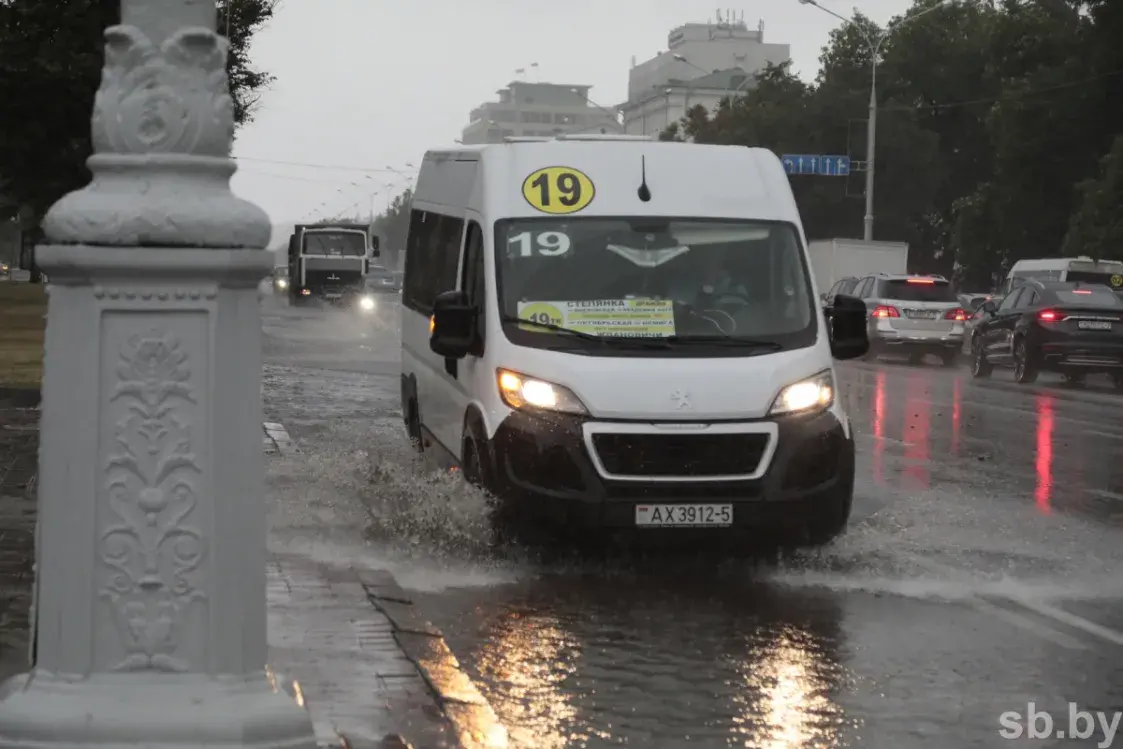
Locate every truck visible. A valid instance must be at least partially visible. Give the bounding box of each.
[807,238,909,299]
[286,222,380,305]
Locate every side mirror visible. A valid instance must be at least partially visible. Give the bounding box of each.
[429,289,475,359]
[828,294,869,360]
[363,259,369,274]
[370,235,380,257]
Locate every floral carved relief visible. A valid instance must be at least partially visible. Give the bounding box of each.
[99,331,205,672]
[92,25,234,156]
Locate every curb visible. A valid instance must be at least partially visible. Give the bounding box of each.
[357,569,508,749]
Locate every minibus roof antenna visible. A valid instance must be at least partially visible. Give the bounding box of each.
[637,155,651,202]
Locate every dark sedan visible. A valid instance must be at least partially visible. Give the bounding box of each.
[969,279,1123,389]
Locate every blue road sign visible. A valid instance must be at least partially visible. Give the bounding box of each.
[781,154,851,176]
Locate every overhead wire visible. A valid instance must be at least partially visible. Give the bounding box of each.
[876,68,1123,112]
[233,156,412,173]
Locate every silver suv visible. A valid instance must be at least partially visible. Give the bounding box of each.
[851,273,967,365]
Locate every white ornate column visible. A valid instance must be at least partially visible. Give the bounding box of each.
[0,1,317,746]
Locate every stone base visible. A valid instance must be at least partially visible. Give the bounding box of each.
[0,669,317,748]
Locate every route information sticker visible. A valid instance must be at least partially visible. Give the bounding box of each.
[517,299,676,337]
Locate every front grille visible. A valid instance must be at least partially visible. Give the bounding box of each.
[591,432,769,477]
[304,269,361,287]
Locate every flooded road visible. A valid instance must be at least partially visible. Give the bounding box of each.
[261,293,1123,748]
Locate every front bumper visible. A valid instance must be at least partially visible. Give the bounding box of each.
[485,407,854,530]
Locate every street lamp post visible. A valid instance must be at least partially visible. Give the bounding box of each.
[797,0,951,241]
[0,1,316,747]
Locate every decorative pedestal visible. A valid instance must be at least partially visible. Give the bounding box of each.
[0,2,316,746]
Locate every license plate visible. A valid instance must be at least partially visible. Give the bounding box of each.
[1078,320,1111,330]
[635,504,732,527]
[324,293,341,299]
[906,310,938,319]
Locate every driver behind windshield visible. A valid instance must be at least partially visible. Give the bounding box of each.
[668,246,750,307]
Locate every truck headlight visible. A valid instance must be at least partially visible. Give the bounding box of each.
[276,278,288,289]
[359,295,375,311]
[497,369,587,415]
[769,370,834,416]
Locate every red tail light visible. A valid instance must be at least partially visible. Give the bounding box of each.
[872,305,899,318]
[906,278,935,284]
[944,308,967,321]
[1037,309,1065,322]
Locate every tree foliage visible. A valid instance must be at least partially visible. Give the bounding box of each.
[0,0,276,222]
[371,189,413,253]
[666,0,1122,288]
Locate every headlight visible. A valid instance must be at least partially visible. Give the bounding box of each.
[276,278,288,289]
[768,370,834,416]
[497,369,587,415]
[359,296,375,310]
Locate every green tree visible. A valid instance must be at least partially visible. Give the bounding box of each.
[371,188,413,256]
[0,0,276,226]
[1061,135,1123,260]
[951,0,1095,280]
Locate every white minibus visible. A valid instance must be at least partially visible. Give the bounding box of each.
[1001,256,1123,296]
[399,134,868,545]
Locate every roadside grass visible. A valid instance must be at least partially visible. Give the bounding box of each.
[0,284,46,388]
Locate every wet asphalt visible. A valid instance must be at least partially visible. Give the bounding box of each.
[261,292,1123,748]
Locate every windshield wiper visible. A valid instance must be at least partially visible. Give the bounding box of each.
[499,315,671,348]
[664,336,785,350]
[499,314,606,342]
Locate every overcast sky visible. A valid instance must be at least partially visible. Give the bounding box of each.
[229,0,916,230]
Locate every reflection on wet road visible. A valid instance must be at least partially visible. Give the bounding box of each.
[413,363,1123,748]
[843,361,1123,522]
[260,297,1123,748]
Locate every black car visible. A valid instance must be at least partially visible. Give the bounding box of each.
[969,280,1123,388]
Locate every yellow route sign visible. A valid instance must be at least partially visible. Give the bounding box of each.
[521,166,595,215]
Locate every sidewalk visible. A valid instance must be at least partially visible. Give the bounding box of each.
[0,406,504,748]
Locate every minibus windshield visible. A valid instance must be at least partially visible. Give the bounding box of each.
[494,217,817,350]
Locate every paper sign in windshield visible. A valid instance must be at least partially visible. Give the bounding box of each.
[517,299,675,337]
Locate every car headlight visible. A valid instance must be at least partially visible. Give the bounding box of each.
[497,369,587,415]
[276,278,288,288]
[359,296,375,310]
[768,370,834,416]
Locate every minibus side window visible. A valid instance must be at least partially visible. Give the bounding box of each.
[402,209,464,314]
[461,221,485,347]
[402,209,435,313]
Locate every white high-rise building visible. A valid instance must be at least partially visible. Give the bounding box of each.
[460,81,621,144]
[619,13,791,136]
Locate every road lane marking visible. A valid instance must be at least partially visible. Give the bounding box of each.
[1085,488,1123,502]
[1005,598,1123,647]
[856,433,912,446]
[969,598,1087,650]
[896,551,1119,649]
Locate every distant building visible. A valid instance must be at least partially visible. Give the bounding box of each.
[619,13,790,136]
[460,81,621,144]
